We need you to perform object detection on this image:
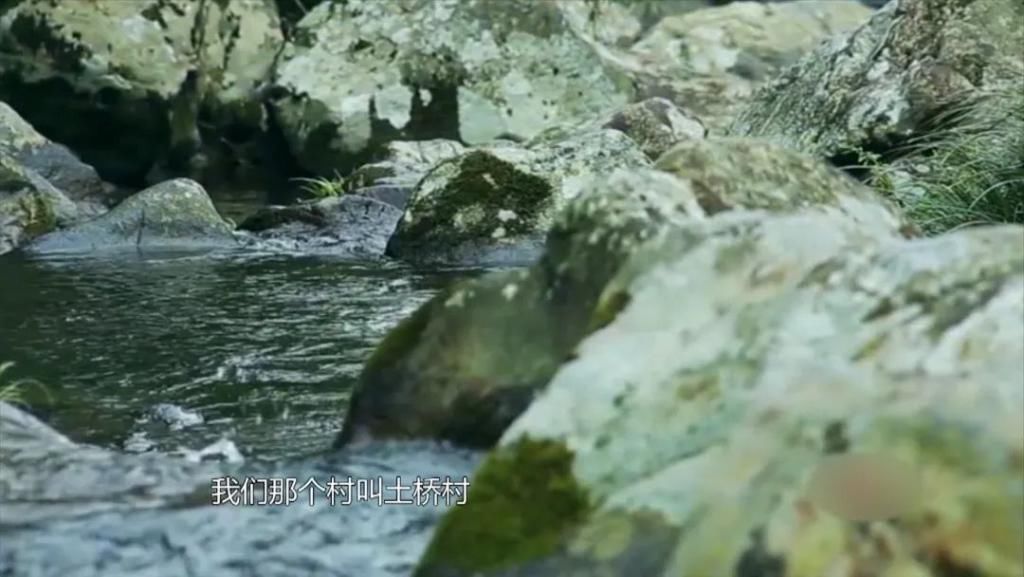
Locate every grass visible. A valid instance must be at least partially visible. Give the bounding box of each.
[863,89,1024,235]
[0,361,49,407]
[292,173,348,200]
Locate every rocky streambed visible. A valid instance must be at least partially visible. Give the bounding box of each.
[1,1,1022,576]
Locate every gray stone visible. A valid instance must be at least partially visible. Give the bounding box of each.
[0,0,283,184]
[269,0,633,176]
[0,155,77,255]
[729,0,1024,158]
[26,178,237,254]
[238,195,404,258]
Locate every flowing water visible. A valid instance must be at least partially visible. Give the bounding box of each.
[0,246,485,577]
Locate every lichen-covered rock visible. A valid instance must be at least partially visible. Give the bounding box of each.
[416,212,1024,577]
[340,137,905,447]
[0,155,77,255]
[603,0,873,132]
[387,129,651,266]
[531,97,707,161]
[0,101,111,209]
[0,0,283,185]
[237,195,404,257]
[269,0,633,176]
[729,0,1024,159]
[25,178,237,254]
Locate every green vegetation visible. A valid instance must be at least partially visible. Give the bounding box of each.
[0,361,48,406]
[867,89,1024,235]
[292,173,347,199]
[416,437,591,574]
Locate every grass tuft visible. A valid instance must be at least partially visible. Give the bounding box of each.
[292,173,348,200]
[867,89,1024,235]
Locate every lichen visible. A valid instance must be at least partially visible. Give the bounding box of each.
[416,437,591,574]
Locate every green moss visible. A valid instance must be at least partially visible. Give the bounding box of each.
[16,192,56,237]
[402,151,554,248]
[417,437,592,574]
[586,289,631,334]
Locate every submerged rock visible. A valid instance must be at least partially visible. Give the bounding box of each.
[340,137,904,447]
[416,213,1024,577]
[387,129,651,266]
[238,194,404,258]
[0,0,283,185]
[26,178,237,254]
[269,0,633,176]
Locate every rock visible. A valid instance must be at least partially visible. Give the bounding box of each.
[346,139,467,192]
[339,137,905,448]
[387,129,651,266]
[238,194,404,257]
[531,97,707,161]
[269,0,633,176]
[415,213,1024,577]
[0,101,112,209]
[605,0,873,132]
[25,178,237,254]
[728,0,1024,159]
[0,155,78,255]
[0,0,283,185]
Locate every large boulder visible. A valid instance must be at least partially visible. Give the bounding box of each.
[729,0,1024,158]
[0,155,78,255]
[415,212,1024,577]
[268,0,634,177]
[338,137,905,448]
[729,0,1024,235]
[237,194,404,257]
[25,178,237,254]
[0,0,283,186]
[386,129,651,266]
[601,0,873,132]
[0,101,112,210]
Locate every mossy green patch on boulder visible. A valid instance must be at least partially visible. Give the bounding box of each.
[0,154,76,254]
[416,438,591,575]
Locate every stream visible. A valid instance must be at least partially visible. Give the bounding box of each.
[0,236,486,577]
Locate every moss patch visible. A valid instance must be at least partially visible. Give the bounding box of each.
[417,437,592,574]
[400,150,554,250]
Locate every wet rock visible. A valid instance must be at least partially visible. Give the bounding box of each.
[150,403,204,431]
[416,212,1024,576]
[387,129,651,266]
[340,137,903,448]
[0,0,283,185]
[238,194,404,257]
[0,155,78,255]
[729,0,1024,158]
[0,401,482,577]
[0,101,112,209]
[602,0,873,132]
[268,0,633,176]
[25,178,237,255]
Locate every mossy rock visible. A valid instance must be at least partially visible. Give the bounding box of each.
[415,211,1023,575]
